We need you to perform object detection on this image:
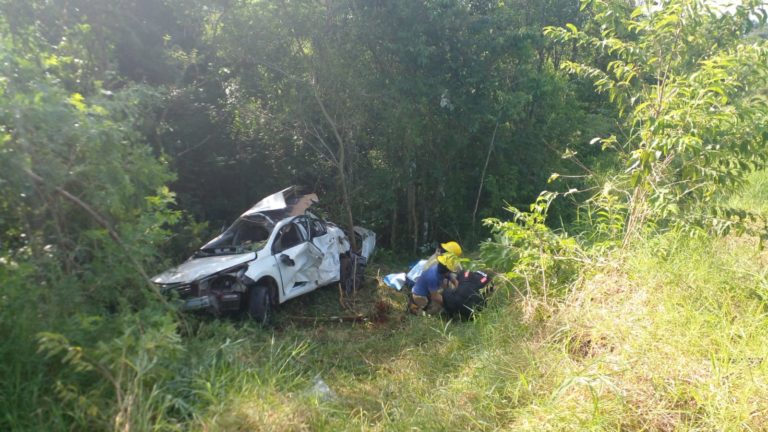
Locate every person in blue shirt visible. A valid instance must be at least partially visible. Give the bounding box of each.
[408,241,462,315]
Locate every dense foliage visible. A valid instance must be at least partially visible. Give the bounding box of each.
[155,0,605,250]
[0,0,767,430]
[546,0,768,244]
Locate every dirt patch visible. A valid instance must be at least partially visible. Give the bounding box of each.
[371,299,392,324]
[567,333,614,359]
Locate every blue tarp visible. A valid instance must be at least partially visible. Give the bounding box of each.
[382,259,428,291]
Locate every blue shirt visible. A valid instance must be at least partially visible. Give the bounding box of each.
[412,264,443,296]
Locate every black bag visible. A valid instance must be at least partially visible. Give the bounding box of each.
[442,270,493,319]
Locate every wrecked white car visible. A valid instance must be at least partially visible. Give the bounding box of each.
[152,187,375,323]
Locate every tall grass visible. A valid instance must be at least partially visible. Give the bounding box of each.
[730,170,768,216]
[265,172,768,430]
[5,174,768,431]
[283,233,767,430]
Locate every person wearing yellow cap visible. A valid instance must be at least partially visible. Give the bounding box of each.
[408,241,463,315]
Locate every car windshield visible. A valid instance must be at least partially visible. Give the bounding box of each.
[196,214,274,256]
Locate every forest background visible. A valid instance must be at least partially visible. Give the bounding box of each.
[2,0,768,430]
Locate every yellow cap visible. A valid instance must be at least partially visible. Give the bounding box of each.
[440,241,462,257]
[437,252,460,272]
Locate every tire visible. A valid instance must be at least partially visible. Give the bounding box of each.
[247,285,272,325]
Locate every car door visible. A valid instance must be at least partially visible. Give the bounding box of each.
[307,215,341,286]
[272,217,323,300]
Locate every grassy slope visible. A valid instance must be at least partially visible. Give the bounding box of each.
[175,173,768,431]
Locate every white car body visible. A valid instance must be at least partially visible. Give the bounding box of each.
[152,187,375,316]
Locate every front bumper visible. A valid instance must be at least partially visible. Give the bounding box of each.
[157,280,244,315]
[176,292,242,315]
[157,283,213,311]
[180,295,213,311]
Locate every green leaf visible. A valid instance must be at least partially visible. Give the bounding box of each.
[654,14,680,30]
[68,93,86,111]
[0,133,10,149]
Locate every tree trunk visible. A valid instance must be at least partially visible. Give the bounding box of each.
[338,159,358,253]
[311,83,358,252]
[407,182,418,253]
[390,202,397,249]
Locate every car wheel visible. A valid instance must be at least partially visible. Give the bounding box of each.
[247,285,272,325]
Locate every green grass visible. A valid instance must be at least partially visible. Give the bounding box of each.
[5,173,768,431]
[167,172,768,431]
[145,228,768,430]
[730,170,768,217]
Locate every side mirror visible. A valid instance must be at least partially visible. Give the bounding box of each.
[280,254,295,267]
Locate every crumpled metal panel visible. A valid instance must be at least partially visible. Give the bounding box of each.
[314,226,349,283]
[354,226,376,259]
[241,186,318,220]
[152,252,255,285]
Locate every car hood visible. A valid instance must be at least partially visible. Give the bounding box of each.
[152,252,256,285]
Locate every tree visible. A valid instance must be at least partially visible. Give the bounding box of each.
[546,0,768,243]
[194,0,594,250]
[0,5,185,428]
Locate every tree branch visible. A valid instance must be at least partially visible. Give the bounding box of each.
[472,120,500,230]
[22,168,171,307]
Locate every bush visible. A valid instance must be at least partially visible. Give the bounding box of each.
[479,192,583,302]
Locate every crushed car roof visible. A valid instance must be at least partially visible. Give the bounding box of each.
[241,186,318,221]
[197,186,319,254]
